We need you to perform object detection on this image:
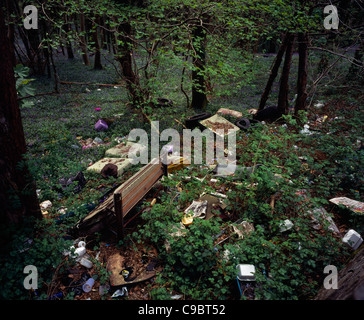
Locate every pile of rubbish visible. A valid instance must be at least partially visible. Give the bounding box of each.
[34,106,363,300]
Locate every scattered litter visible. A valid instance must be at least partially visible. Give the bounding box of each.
[99,283,110,296]
[316,115,328,123]
[213,163,262,178]
[40,200,52,210]
[198,193,229,220]
[79,257,93,268]
[279,219,294,232]
[74,246,86,258]
[232,221,255,239]
[17,238,33,253]
[295,190,341,235]
[329,197,364,215]
[161,144,174,154]
[48,292,63,300]
[59,171,86,193]
[93,137,103,144]
[57,207,67,215]
[213,163,237,176]
[94,119,108,131]
[67,272,90,296]
[78,241,86,248]
[107,253,157,286]
[171,294,183,300]
[111,287,128,298]
[182,215,194,226]
[200,114,240,137]
[121,268,131,279]
[94,107,101,111]
[156,97,173,107]
[217,107,243,118]
[95,251,100,261]
[82,277,95,293]
[105,141,146,158]
[184,200,208,218]
[87,158,132,177]
[314,101,324,108]
[236,264,256,281]
[342,229,363,250]
[309,206,341,234]
[300,124,313,135]
[167,156,190,173]
[247,108,258,115]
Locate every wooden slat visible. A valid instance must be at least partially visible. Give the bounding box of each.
[113,158,165,239]
[76,158,166,239]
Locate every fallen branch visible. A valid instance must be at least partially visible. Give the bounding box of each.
[17,91,59,101]
[60,80,125,87]
[308,46,364,68]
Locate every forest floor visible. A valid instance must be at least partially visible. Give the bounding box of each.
[11,49,364,300]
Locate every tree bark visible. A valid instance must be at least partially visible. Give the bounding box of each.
[277,33,295,115]
[115,21,142,106]
[258,32,289,111]
[191,23,207,110]
[93,16,103,70]
[0,8,41,230]
[295,32,309,115]
[79,13,90,66]
[66,35,74,59]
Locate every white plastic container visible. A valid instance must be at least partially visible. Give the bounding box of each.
[75,246,86,257]
[78,241,86,248]
[79,257,93,268]
[82,278,95,293]
[236,264,256,281]
[343,229,363,250]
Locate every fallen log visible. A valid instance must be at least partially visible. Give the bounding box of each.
[60,80,124,87]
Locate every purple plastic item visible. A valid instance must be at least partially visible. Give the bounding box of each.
[94,107,101,111]
[95,119,108,131]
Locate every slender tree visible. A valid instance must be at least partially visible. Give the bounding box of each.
[93,15,103,70]
[295,32,309,115]
[258,32,289,111]
[190,22,208,110]
[79,13,90,66]
[277,33,295,115]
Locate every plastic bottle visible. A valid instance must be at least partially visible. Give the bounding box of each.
[82,278,95,293]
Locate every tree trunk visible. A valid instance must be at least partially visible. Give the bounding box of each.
[258,32,289,111]
[295,32,309,115]
[66,40,74,59]
[191,24,207,110]
[79,13,90,66]
[26,28,45,74]
[277,33,295,115]
[0,8,41,230]
[93,16,103,70]
[115,21,142,106]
